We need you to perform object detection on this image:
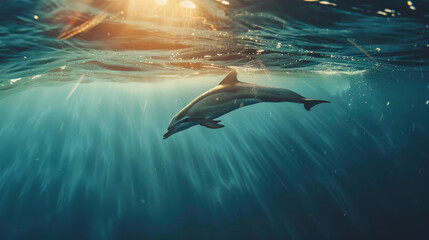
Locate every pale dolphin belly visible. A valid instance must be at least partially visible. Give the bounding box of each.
[187,91,261,119]
[208,98,261,119]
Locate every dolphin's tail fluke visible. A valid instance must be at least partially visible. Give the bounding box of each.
[304,99,330,111]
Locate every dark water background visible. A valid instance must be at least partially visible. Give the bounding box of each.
[1,0,429,239]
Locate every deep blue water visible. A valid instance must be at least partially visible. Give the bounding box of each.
[1,0,429,239]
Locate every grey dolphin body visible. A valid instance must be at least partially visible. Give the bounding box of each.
[163,70,329,139]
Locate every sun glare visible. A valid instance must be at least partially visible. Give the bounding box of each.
[180,0,196,9]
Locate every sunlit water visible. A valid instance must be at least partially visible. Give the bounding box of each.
[1,0,429,239]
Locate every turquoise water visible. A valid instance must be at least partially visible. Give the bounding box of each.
[1,70,428,239]
[1,0,429,239]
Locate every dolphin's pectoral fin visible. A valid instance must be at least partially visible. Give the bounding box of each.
[200,119,225,129]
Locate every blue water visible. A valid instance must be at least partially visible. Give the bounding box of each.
[1,0,429,239]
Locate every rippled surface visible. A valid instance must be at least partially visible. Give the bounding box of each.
[1,0,429,239]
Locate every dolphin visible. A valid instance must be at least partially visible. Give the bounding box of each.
[163,70,330,139]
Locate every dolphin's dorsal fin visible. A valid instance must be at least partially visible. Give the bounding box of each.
[219,70,239,85]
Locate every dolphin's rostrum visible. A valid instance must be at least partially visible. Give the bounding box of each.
[163,70,330,139]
